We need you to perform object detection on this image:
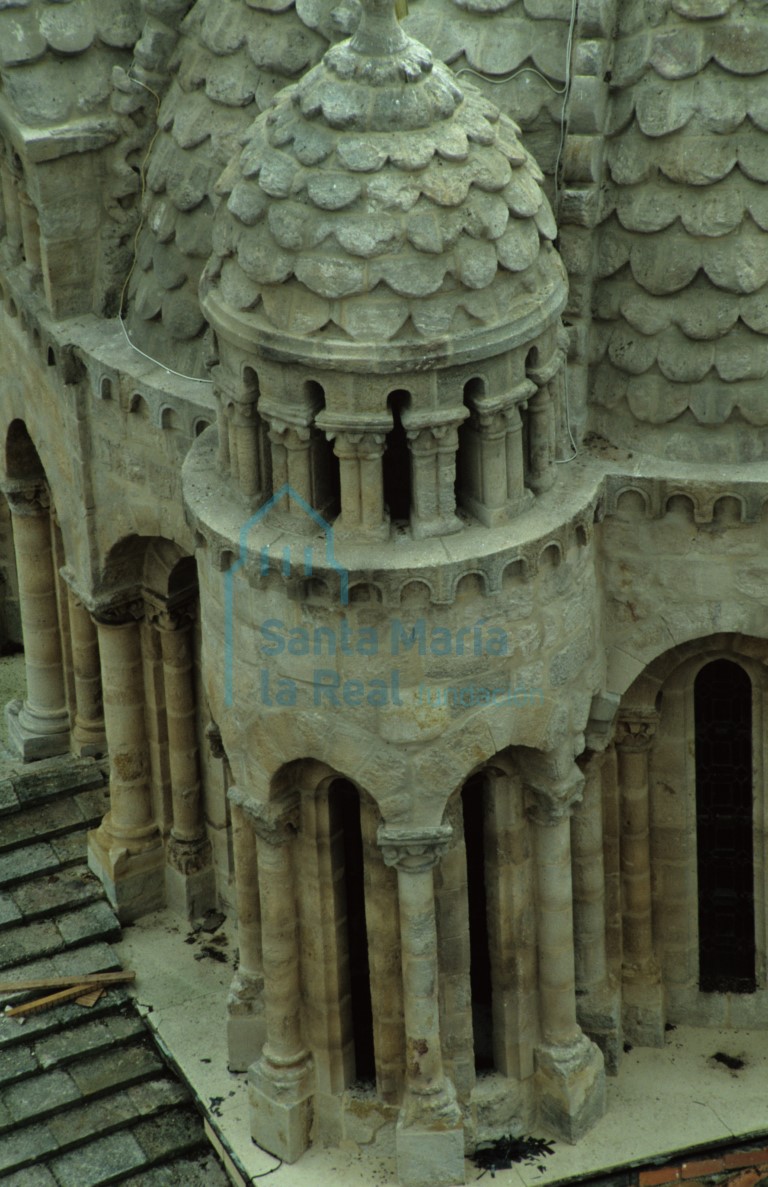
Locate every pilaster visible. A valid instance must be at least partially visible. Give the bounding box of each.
[615,714,666,1047]
[242,793,315,1164]
[87,598,164,921]
[379,824,465,1187]
[4,483,70,761]
[227,787,265,1072]
[148,595,214,918]
[524,758,605,1142]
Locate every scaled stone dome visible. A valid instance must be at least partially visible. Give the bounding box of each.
[201,0,566,370]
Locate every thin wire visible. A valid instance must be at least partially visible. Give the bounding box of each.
[117,73,212,385]
[455,64,567,94]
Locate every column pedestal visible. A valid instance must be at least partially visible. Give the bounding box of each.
[534,1032,606,1144]
[380,825,465,1187]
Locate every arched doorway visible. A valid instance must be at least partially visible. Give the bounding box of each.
[694,659,755,993]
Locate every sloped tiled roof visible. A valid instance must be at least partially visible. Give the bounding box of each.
[125,0,335,377]
[591,0,768,438]
[403,0,572,183]
[201,1,566,368]
[125,0,571,377]
[0,0,142,126]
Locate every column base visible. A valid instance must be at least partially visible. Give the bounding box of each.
[248,1057,315,1163]
[576,982,622,1075]
[411,514,463,540]
[622,968,666,1047]
[164,837,216,920]
[395,1117,465,1187]
[71,718,107,759]
[227,971,266,1072]
[6,698,70,761]
[87,825,165,922]
[534,1033,605,1143]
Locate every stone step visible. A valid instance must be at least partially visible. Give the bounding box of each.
[0,785,109,856]
[0,1037,166,1138]
[0,1084,204,1180]
[0,757,106,821]
[0,901,121,972]
[121,1149,234,1186]
[0,865,104,933]
[0,1008,147,1088]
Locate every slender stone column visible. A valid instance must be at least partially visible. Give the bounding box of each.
[317,420,389,538]
[525,761,605,1142]
[379,824,464,1187]
[404,416,466,540]
[149,598,214,918]
[527,383,556,493]
[458,389,531,525]
[18,189,41,277]
[227,787,265,1072]
[87,599,164,920]
[244,794,314,1163]
[571,752,621,1073]
[616,714,665,1046]
[4,484,70,760]
[67,588,106,756]
[0,165,23,262]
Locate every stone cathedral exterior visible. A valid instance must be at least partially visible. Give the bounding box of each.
[1,0,767,1184]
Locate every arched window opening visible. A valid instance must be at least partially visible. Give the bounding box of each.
[306,384,340,522]
[329,778,375,1083]
[383,390,411,524]
[462,774,495,1070]
[455,378,483,510]
[695,659,755,993]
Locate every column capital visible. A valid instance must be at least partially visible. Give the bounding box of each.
[377,824,453,871]
[206,721,226,760]
[91,596,145,627]
[228,787,299,845]
[145,593,196,633]
[615,713,658,753]
[4,481,49,516]
[526,766,585,826]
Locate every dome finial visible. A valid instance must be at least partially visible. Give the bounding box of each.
[350,0,409,57]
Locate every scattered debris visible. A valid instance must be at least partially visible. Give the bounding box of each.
[209,1095,224,1117]
[623,1041,633,1053]
[195,945,228,963]
[665,1022,677,1032]
[0,970,135,1021]
[200,909,226,933]
[471,1134,555,1178]
[713,1051,744,1070]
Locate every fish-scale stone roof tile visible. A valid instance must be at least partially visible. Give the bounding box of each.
[592,0,768,440]
[202,1,565,367]
[124,0,335,375]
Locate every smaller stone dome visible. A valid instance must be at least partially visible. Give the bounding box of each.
[201,0,566,372]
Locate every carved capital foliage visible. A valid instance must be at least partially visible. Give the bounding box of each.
[145,594,196,633]
[333,430,387,457]
[206,721,226,760]
[167,835,211,875]
[377,824,453,872]
[5,483,50,517]
[91,597,144,627]
[228,787,299,846]
[615,714,658,754]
